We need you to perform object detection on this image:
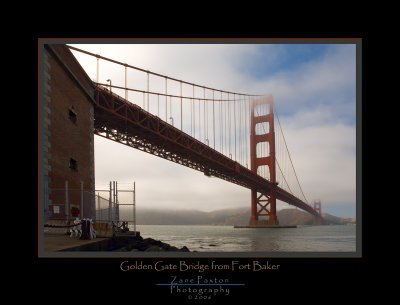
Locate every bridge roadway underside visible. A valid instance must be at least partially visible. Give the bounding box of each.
[93,86,318,217]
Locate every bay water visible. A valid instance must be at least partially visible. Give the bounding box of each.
[131,224,356,253]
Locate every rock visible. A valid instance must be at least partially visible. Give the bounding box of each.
[111,235,190,252]
[114,247,129,251]
[180,246,190,252]
[145,245,164,252]
[143,238,163,246]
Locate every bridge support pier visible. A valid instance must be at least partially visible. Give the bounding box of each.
[313,200,322,225]
[248,96,279,227]
[313,216,322,226]
[250,188,279,226]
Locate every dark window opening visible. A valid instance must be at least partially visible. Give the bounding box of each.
[69,158,78,170]
[69,107,77,124]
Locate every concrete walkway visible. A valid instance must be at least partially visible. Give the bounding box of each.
[44,233,110,252]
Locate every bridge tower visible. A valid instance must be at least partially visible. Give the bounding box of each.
[313,199,322,225]
[249,96,279,226]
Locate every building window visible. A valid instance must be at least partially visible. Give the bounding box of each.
[68,107,77,124]
[69,158,78,170]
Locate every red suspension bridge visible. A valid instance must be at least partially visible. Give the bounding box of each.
[68,45,322,226]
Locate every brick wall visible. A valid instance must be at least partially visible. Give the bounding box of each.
[44,45,95,220]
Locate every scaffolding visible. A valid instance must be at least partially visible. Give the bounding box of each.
[95,181,137,235]
[44,180,137,235]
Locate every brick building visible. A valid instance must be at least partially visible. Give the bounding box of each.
[42,44,95,220]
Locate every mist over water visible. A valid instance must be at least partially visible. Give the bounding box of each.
[131,224,356,252]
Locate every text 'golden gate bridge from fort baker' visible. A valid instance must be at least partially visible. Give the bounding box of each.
[67,44,323,227]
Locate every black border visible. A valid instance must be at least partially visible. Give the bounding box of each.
[33,32,369,299]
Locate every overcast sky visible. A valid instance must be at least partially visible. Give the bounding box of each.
[68,41,357,218]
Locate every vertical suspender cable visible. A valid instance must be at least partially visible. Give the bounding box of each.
[248,97,250,168]
[170,95,172,124]
[241,96,244,165]
[213,90,215,149]
[276,121,279,184]
[206,90,209,145]
[244,97,246,166]
[234,93,236,161]
[190,85,196,138]
[125,65,128,100]
[228,93,230,157]
[244,96,247,166]
[226,94,228,157]
[96,56,99,83]
[243,96,245,165]
[199,95,201,142]
[147,72,149,111]
[180,82,183,131]
[238,96,240,164]
[204,88,206,143]
[165,78,167,121]
[239,96,242,165]
[220,92,225,154]
[220,92,223,154]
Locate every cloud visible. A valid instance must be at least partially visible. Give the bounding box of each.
[94,135,249,211]
[245,44,356,116]
[277,107,356,206]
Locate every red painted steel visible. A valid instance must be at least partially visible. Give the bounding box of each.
[93,85,319,217]
[250,96,278,225]
[313,200,322,225]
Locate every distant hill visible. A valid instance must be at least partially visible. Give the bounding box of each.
[277,209,314,226]
[276,209,355,226]
[118,207,355,226]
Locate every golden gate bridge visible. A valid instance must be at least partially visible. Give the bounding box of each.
[67,45,322,226]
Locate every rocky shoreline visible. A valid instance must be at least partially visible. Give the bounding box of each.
[111,234,190,252]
